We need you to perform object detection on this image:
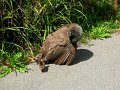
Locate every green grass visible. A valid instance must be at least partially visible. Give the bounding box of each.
[0,51,28,78]
[89,21,120,39]
[0,0,120,77]
[0,42,28,77]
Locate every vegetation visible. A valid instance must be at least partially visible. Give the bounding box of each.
[0,0,120,77]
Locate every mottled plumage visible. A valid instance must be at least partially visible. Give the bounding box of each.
[36,23,82,72]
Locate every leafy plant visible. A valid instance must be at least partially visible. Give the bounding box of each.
[0,51,28,78]
[0,42,28,78]
[0,66,12,78]
[90,22,112,39]
[90,21,120,39]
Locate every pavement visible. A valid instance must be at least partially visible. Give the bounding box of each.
[0,34,120,90]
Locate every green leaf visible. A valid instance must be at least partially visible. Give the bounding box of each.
[11,52,22,62]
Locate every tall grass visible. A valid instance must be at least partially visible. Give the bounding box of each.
[0,0,120,77]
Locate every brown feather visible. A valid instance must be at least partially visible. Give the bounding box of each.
[66,51,76,65]
[66,44,76,65]
[54,50,70,65]
[36,23,82,72]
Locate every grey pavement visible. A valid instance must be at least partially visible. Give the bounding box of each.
[0,34,120,90]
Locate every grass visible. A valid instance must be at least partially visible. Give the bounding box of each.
[90,21,114,39]
[0,42,28,77]
[0,52,28,78]
[0,0,120,77]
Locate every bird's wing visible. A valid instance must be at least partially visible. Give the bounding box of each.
[40,28,70,61]
[54,44,76,65]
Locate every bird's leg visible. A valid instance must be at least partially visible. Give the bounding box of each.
[39,60,45,72]
[38,51,51,72]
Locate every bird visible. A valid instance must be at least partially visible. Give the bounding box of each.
[36,23,82,72]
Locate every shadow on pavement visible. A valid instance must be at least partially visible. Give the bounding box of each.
[72,49,93,65]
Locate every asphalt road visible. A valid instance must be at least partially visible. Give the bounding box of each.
[0,34,120,90]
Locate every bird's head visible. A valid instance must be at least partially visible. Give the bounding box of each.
[67,23,82,44]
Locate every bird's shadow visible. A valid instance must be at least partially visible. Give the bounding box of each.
[72,49,93,65]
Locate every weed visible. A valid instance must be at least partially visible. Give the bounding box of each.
[0,51,28,78]
[90,21,120,39]
[0,42,28,78]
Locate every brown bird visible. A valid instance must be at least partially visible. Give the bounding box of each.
[36,23,82,72]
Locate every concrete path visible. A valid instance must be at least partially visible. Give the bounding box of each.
[0,34,120,90]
